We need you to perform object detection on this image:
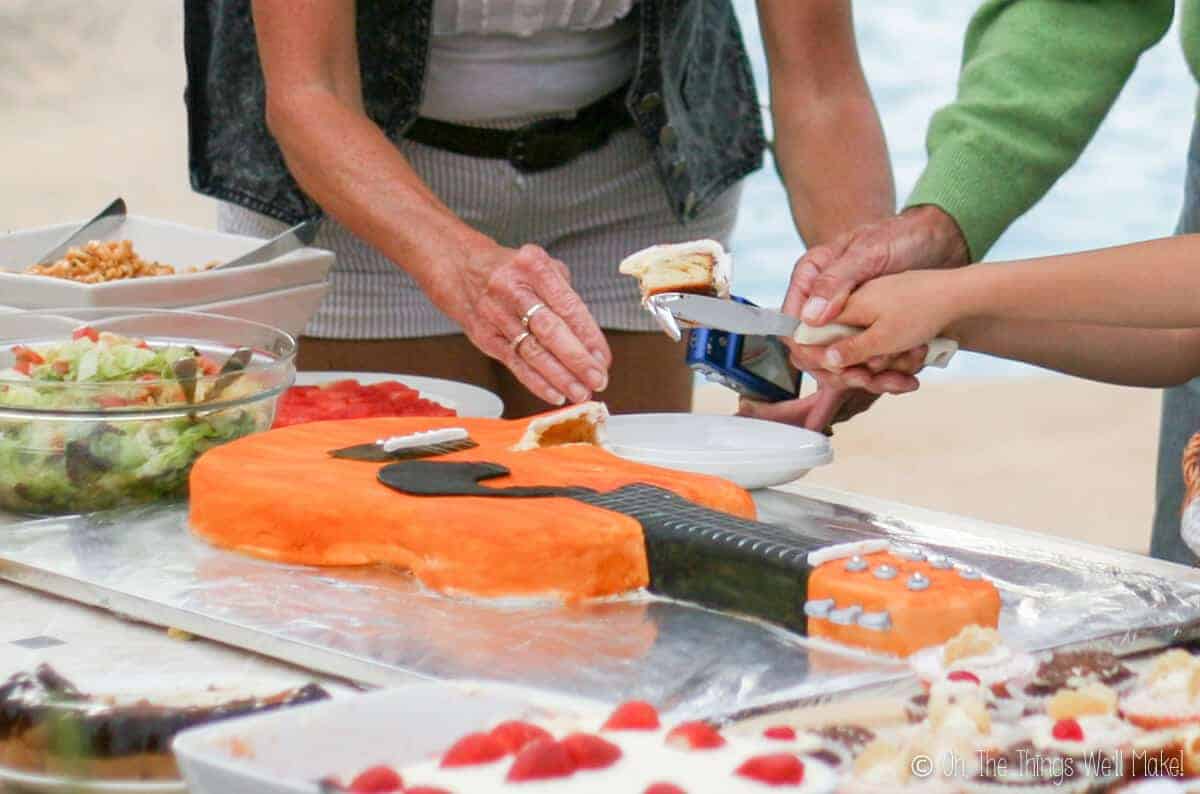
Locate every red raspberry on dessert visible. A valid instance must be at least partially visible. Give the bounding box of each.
[737,753,806,786]
[347,765,403,793]
[439,732,507,768]
[506,738,578,781]
[645,784,687,794]
[490,720,553,754]
[763,726,797,741]
[665,721,727,750]
[1051,718,1084,742]
[602,700,661,731]
[561,732,622,769]
[947,670,981,685]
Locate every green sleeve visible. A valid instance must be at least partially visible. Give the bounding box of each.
[905,0,1175,261]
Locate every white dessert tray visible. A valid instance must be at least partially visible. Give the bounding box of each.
[175,682,601,794]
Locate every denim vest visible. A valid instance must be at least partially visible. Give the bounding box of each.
[183,0,765,225]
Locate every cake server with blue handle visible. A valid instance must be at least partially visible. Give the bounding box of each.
[647,292,957,369]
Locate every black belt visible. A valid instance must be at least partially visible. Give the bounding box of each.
[404,84,634,173]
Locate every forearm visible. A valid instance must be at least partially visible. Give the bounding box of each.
[952,317,1200,388]
[266,88,493,313]
[906,0,1173,260]
[954,236,1200,329]
[772,88,895,245]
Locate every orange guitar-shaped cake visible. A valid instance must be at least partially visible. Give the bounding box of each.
[189,404,1000,657]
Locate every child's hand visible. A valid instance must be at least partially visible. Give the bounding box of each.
[802,270,963,371]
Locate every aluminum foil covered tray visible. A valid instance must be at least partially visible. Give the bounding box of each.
[0,488,1198,719]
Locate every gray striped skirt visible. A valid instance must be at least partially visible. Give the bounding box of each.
[219,126,742,339]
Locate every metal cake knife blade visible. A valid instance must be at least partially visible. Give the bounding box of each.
[35,197,127,265]
[212,218,322,271]
[648,292,958,369]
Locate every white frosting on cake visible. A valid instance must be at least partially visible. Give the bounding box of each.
[1024,714,1138,756]
[909,639,1036,690]
[397,723,838,793]
[806,540,889,567]
[618,239,733,302]
[512,402,609,452]
[1121,667,1200,721]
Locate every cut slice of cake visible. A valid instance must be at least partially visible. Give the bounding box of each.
[619,239,732,302]
[511,401,609,452]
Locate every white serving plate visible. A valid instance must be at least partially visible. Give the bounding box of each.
[192,281,330,339]
[605,413,833,489]
[174,682,601,794]
[294,370,505,418]
[0,216,334,309]
[0,672,342,794]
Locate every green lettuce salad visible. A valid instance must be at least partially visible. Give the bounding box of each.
[0,327,270,514]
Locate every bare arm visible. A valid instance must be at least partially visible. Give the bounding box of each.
[810,235,1200,388]
[953,319,1200,388]
[253,0,611,405]
[757,0,894,246]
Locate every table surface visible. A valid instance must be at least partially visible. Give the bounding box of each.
[1,481,1197,791]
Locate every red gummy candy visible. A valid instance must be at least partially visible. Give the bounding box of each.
[490,720,553,754]
[440,732,507,768]
[561,732,623,769]
[763,726,797,741]
[947,670,982,685]
[645,784,687,794]
[347,765,403,793]
[736,754,806,786]
[602,701,661,731]
[506,738,578,782]
[665,721,727,750]
[1052,718,1085,742]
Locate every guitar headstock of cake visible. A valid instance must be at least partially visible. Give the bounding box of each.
[804,541,1002,658]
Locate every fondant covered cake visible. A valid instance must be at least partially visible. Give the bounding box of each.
[189,405,1001,655]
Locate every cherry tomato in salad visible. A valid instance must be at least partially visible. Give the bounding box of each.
[72,326,101,343]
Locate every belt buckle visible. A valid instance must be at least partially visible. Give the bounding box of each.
[508,117,581,173]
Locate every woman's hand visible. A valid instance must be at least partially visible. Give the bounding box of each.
[444,243,613,406]
[800,269,965,371]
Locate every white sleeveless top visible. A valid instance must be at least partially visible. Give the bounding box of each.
[419,0,639,123]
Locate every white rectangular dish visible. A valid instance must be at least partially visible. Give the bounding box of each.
[0,216,334,309]
[192,281,331,338]
[173,682,601,794]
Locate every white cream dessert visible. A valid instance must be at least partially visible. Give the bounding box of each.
[1023,683,1138,758]
[1121,649,1200,730]
[343,702,838,793]
[618,239,732,303]
[909,625,1036,694]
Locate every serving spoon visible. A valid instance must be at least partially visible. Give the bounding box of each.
[33,197,127,265]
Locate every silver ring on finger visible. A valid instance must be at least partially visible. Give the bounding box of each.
[520,302,548,330]
[510,330,533,353]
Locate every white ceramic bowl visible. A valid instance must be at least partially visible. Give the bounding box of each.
[0,216,334,310]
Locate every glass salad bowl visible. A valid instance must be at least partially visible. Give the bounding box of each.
[0,308,295,515]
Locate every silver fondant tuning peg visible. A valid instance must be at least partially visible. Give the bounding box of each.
[845,556,868,572]
[872,564,897,580]
[894,546,925,562]
[803,598,835,619]
[958,567,982,581]
[858,610,893,631]
[907,572,931,591]
[828,605,864,625]
[929,555,953,570]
